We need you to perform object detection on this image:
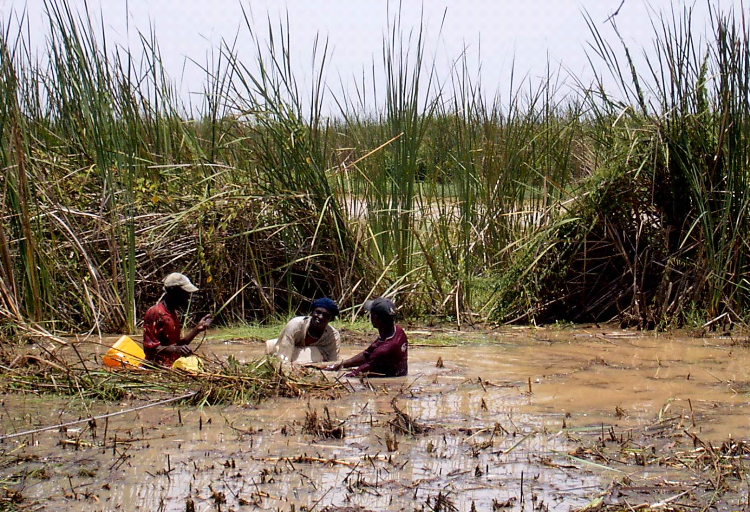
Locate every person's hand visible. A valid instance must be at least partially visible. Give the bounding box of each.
[197,315,213,331]
[165,345,192,357]
[324,361,343,371]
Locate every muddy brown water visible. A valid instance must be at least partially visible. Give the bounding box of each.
[1,327,749,511]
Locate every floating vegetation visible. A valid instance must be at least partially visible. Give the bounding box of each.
[569,420,750,511]
[0,344,344,406]
[0,489,26,511]
[187,356,345,406]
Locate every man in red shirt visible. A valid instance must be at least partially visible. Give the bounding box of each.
[326,297,408,377]
[142,273,212,366]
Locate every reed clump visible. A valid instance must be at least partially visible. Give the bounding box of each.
[490,6,750,328]
[389,399,429,436]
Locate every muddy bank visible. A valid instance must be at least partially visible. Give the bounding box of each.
[1,327,749,511]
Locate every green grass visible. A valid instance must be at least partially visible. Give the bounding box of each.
[207,323,286,343]
[207,318,375,344]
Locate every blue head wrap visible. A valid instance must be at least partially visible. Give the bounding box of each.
[310,297,339,319]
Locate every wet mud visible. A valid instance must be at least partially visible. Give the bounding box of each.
[1,326,749,511]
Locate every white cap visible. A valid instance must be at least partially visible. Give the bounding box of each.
[163,272,199,293]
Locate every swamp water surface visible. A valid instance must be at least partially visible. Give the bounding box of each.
[2,327,749,511]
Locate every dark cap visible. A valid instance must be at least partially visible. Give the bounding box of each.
[363,297,397,318]
[310,297,339,318]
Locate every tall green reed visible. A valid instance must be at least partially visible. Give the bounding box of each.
[0,0,209,331]
[2,0,746,333]
[209,9,366,315]
[0,12,44,323]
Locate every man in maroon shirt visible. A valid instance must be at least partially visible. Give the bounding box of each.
[326,297,407,377]
[143,273,212,366]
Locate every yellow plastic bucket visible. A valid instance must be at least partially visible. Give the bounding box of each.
[103,335,145,368]
[171,355,202,373]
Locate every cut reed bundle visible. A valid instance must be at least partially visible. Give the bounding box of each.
[0,346,343,405]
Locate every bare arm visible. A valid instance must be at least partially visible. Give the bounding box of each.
[325,351,366,371]
[179,315,213,345]
[156,344,192,357]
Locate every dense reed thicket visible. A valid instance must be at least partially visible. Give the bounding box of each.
[495,6,750,328]
[0,1,748,333]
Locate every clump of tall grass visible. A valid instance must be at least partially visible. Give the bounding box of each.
[333,12,586,322]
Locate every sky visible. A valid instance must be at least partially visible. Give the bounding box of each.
[1,0,746,113]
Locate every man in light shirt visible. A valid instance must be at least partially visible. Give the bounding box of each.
[266,298,340,363]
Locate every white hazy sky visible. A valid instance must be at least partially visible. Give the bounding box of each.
[1,0,746,111]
